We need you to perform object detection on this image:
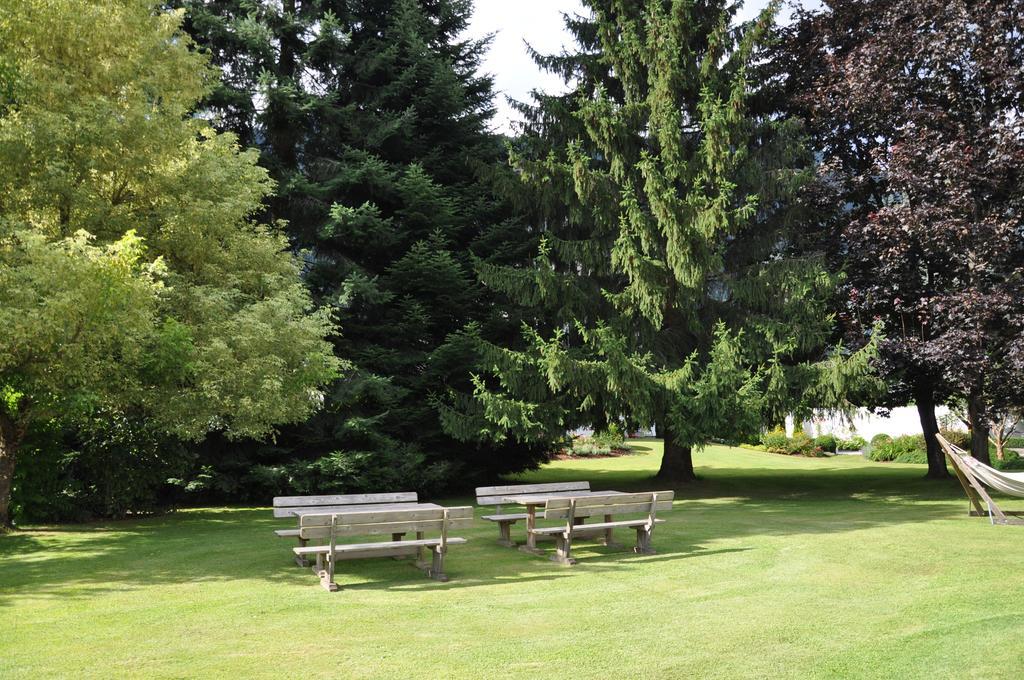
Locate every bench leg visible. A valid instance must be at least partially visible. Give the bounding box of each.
[602,514,624,549]
[315,553,339,591]
[295,537,309,567]
[428,548,449,582]
[551,533,576,566]
[415,531,429,569]
[497,521,516,547]
[391,532,408,560]
[634,527,656,555]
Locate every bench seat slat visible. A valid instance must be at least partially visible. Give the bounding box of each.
[274,529,301,538]
[295,537,468,555]
[481,513,529,522]
[300,506,473,526]
[544,500,674,520]
[530,519,666,535]
[299,517,473,540]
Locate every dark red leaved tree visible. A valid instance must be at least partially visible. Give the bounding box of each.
[782,0,1024,471]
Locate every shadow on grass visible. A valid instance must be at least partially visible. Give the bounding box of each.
[0,443,1007,604]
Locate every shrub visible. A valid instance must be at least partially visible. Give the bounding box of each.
[786,432,820,456]
[837,435,867,451]
[870,433,893,447]
[592,424,626,448]
[893,448,927,464]
[572,442,612,457]
[995,449,1024,471]
[13,410,194,523]
[760,428,789,451]
[814,434,838,453]
[869,434,926,463]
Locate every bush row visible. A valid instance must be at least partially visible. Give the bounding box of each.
[759,430,828,457]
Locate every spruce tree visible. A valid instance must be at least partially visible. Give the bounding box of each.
[177,0,546,493]
[443,0,879,480]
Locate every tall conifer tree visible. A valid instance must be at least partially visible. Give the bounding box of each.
[177,0,547,492]
[442,0,879,479]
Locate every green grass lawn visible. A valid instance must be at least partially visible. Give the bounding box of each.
[3,440,1024,679]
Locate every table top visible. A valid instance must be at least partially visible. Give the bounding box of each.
[290,502,442,516]
[500,490,623,505]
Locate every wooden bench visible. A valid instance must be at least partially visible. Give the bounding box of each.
[531,491,674,565]
[273,492,418,566]
[475,481,590,546]
[295,506,473,591]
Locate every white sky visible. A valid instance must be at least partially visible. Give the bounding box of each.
[465,0,810,134]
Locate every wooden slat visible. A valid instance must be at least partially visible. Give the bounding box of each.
[273,492,418,507]
[551,491,675,508]
[273,501,426,518]
[294,537,467,557]
[544,500,674,520]
[481,513,529,522]
[475,481,590,505]
[300,516,474,539]
[530,526,570,535]
[544,492,674,520]
[530,518,665,535]
[300,506,472,527]
[274,529,300,537]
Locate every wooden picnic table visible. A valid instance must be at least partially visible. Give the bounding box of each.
[500,491,625,554]
[290,503,445,554]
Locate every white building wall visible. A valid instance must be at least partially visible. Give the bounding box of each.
[785,406,953,440]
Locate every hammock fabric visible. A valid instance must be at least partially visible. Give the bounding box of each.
[936,433,1024,526]
[958,454,1024,497]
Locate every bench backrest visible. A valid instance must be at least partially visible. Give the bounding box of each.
[475,481,590,506]
[272,492,418,518]
[298,506,474,540]
[543,491,674,520]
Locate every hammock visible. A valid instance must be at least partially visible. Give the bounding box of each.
[936,433,1024,525]
[958,454,1024,496]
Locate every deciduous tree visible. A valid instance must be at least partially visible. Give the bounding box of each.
[0,0,338,526]
[783,0,1024,470]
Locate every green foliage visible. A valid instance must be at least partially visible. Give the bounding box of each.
[452,0,883,479]
[178,0,549,491]
[14,413,194,522]
[570,441,613,457]
[176,445,453,503]
[0,0,338,522]
[814,434,838,453]
[993,449,1024,471]
[868,435,926,463]
[592,424,626,448]
[870,433,894,448]
[760,429,822,456]
[837,435,867,451]
[760,429,790,451]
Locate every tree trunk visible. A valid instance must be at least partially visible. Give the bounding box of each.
[967,390,992,466]
[0,414,23,529]
[914,390,948,479]
[655,422,696,482]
